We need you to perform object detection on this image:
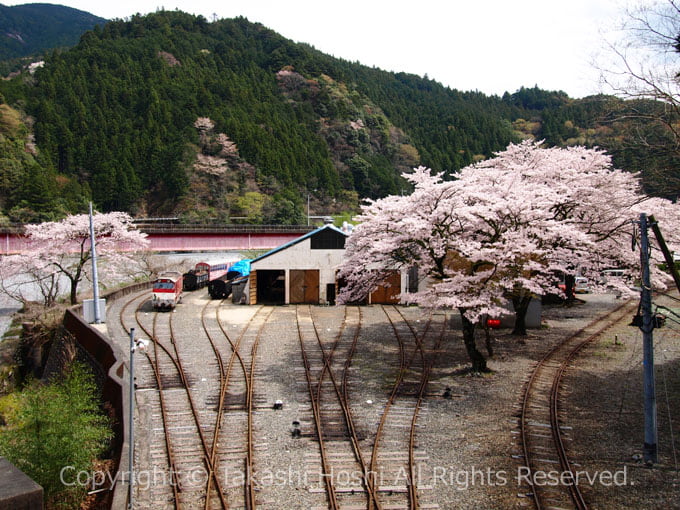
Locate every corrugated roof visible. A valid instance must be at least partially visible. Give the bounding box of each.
[250,224,348,264]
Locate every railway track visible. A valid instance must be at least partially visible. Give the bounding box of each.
[296,304,378,509]
[369,306,446,510]
[119,296,451,510]
[518,299,638,510]
[119,291,179,508]
[293,304,448,510]
[119,287,273,509]
[105,284,662,509]
[200,300,272,509]
[130,294,229,509]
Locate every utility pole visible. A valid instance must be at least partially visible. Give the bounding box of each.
[307,189,317,226]
[639,213,658,464]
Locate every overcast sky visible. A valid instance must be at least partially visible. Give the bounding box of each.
[6,0,629,98]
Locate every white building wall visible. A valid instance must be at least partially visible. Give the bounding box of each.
[248,238,347,304]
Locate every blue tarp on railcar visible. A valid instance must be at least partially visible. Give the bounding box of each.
[228,259,251,277]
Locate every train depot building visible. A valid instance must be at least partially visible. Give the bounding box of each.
[245,224,415,305]
[246,224,347,305]
[241,224,539,325]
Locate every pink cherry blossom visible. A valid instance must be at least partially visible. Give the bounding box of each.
[338,140,680,370]
[0,212,148,306]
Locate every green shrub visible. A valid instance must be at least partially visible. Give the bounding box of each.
[0,362,112,506]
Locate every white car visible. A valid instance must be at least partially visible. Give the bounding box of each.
[574,276,590,293]
[601,268,626,285]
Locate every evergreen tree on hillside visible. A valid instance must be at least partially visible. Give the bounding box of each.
[0,10,677,220]
[0,3,107,61]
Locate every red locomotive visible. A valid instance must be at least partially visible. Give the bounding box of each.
[152,271,183,310]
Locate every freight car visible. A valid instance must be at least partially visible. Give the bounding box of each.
[152,271,183,310]
[182,260,231,292]
[182,267,209,291]
[208,260,251,300]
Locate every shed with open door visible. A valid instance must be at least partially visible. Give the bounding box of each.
[246,224,349,305]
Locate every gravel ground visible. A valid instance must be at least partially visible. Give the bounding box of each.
[107,289,679,509]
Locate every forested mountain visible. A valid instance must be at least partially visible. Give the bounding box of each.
[0,3,105,62]
[0,10,677,224]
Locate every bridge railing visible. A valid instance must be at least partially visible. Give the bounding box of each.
[133,223,315,234]
[0,223,316,235]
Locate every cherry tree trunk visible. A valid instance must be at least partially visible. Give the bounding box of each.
[564,274,576,304]
[511,294,532,336]
[459,308,488,372]
[69,266,82,305]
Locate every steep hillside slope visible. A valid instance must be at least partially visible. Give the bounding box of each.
[10,11,521,219]
[0,3,106,60]
[0,95,86,222]
[0,10,677,223]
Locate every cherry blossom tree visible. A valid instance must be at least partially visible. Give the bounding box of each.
[475,141,680,295]
[339,163,593,371]
[0,212,149,306]
[0,255,63,307]
[338,140,680,371]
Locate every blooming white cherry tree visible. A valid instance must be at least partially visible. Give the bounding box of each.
[0,212,149,306]
[338,140,680,371]
[474,141,680,294]
[339,164,593,371]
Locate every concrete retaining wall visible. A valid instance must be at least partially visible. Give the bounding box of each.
[0,456,43,509]
[59,281,152,509]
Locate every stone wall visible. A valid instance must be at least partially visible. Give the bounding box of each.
[53,281,151,509]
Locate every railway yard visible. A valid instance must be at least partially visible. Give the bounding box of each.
[106,288,680,509]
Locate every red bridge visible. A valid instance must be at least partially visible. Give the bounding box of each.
[0,224,315,254]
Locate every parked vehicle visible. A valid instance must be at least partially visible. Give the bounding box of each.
[182,261,233,292]
[182,267,209,291]
[152,271,183,310]
[601,268,626,278]
[600,268,626,286]
[574,276,590,293]
[195,261,229,282]
[208,260,251,300]
[208,275,233,300]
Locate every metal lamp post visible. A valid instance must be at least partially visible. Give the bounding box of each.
[89,202,101,324]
